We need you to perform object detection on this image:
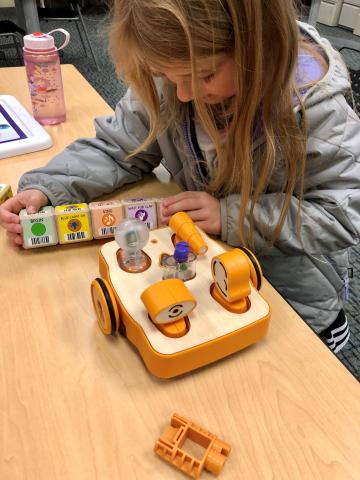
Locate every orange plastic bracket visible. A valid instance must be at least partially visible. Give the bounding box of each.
[154,413,231,479]
[210,282,250,313]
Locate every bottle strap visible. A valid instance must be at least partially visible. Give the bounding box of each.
[47,29,71,52]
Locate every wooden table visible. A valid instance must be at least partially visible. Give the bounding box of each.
[1,65,360,480]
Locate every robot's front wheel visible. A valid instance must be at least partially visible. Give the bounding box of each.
[91,278,120,335]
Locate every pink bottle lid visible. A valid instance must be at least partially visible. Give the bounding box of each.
[23,29,70,51]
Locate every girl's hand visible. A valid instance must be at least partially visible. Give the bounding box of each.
[0,189,49,246]
[160,191,221,235]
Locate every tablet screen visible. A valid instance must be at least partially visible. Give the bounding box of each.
[0,104,27,144]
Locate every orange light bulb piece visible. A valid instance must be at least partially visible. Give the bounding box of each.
[169,212,208,255]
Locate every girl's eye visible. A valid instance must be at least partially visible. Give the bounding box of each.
[202,72,216,83]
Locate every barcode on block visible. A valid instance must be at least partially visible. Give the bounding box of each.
[65,231,87,241]
[31,236,50,245]
[100,227,116,236]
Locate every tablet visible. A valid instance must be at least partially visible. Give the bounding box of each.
[0,95,53,159]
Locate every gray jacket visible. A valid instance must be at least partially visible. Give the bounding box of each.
[19,23,360,332]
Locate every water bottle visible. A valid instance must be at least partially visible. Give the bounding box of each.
[23,29,70,125]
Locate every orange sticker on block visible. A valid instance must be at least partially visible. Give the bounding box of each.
[89,200,124,239]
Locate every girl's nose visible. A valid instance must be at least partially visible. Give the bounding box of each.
[176,80,194,102]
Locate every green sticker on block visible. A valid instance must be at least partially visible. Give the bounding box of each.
[31,222,47,237]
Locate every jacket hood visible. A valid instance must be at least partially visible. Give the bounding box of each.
[298,22,352,108]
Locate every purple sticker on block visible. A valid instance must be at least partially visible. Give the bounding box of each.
[125,202,157,229]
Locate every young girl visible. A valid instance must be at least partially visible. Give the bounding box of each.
[1,0,359,352]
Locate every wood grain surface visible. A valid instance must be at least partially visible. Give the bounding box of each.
[1,66,359,480]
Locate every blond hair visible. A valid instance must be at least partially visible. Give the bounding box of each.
[109,0,310,247]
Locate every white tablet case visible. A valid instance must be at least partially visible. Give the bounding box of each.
[0,95,53,159]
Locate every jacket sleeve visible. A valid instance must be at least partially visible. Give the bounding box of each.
[220,94,360,256]
[18,88,163,206]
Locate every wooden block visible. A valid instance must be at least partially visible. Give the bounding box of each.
[0,183,13,205]
[89,200,124,239]
[20,206,58,249]
[55,203,93,244]
[155,198,167,227]
[122,197,159,230]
